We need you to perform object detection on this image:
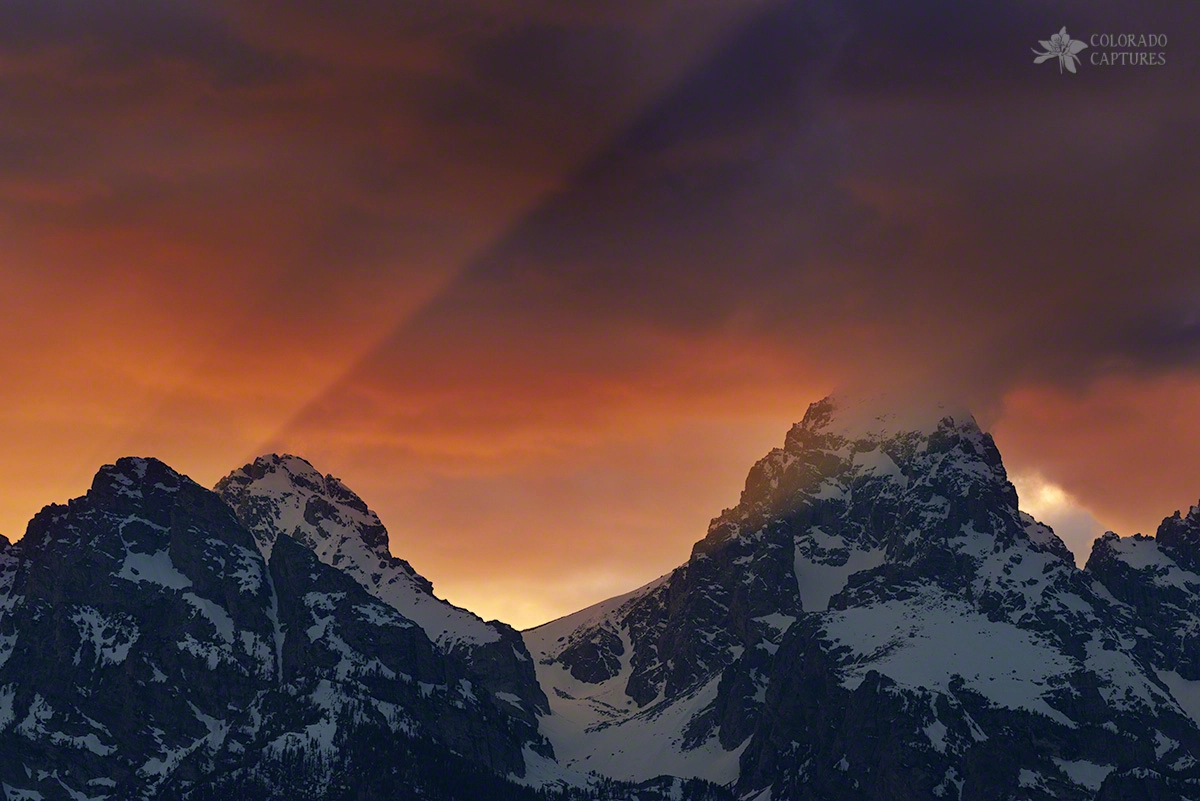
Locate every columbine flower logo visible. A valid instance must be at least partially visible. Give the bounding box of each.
[1033,26,1088,73]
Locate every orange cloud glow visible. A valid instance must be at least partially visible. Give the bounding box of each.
[2,0,1198,627]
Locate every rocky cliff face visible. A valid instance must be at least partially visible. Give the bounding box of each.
[0,458,277,798]
[1086,504,1200,720]
[526,396,1200,799]
[215,455,549,748]
[0,457,548,800]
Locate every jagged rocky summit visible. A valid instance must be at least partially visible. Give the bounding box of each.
[525,395,1200,800]
[1,393,1199,800]
[0,456,558,800]
[215,454,550,746]
[1086,505,1200,717]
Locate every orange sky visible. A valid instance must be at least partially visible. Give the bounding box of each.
[2,0,1198,628]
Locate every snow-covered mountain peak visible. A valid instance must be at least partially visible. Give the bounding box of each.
[732,394,1011,556]
[216,453,389,560]
[244,453,326,492]
[0,455,554,799]
[215,453,550,739]
[526,397,1198,797]
[787,392,976,448]
[216,455,510,651]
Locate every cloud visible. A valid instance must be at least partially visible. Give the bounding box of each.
[994,374,1200,539]
[275,0,1200,429]
[1009,471,1107,565]
[1,0,1197,624]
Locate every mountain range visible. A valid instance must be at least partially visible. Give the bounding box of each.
[1,395,1198,800]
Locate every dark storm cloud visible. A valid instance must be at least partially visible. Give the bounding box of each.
[7,0,1185,416]
[385,1,857,326]
[277,0,1199,435]
[469,21,643,104]
[1118,319,1200,372]
[0,0,682,331]
[0,0,310,87]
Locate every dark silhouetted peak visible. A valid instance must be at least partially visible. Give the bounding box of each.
[1156,501,1200,570]
[1083,531,1137,582]
[17,456,245,566]
[87,456,191,510]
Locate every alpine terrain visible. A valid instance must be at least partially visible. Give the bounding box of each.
[0,395,1198,800]
[525,396,1200,800]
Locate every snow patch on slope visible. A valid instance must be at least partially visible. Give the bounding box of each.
[523,573,748,784]
[794,534,885,612]
[117,550,191,590]
[1157,670,1200,728]
[824,588,1078,726]
[71,607,139,667]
